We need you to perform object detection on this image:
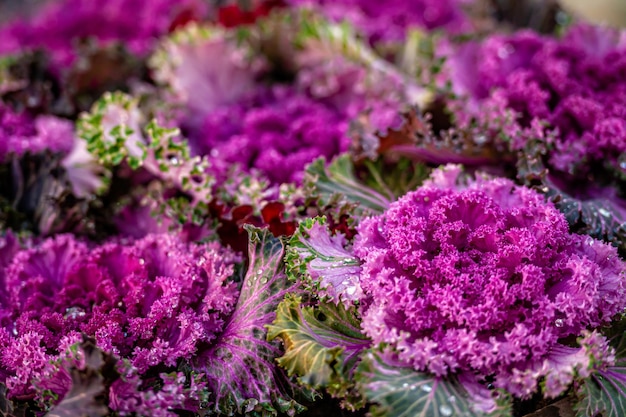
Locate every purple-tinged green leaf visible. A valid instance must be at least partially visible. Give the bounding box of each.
[575,368,626,417]
[304,155,392,217]
[517,141,626,256]
[356,351,510,417]
[194,226,314,416]
[286,217,362,305]
[267,294,369,409]
[46,339,118,417]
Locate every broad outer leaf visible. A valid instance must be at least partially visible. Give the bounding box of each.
[195,226,314,416]
[285,217,362,305]
[356,351,502,417]
[46,340,115,417]
[267,294,369,406]
[575,368,626,417]
[304,155,392,217]
[516,141,626,256]
[0,384,14,417]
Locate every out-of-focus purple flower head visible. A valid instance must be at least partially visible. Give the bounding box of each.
[0,103,74,160]
[0,0,209,68]
[440,24,626,176]
[352,165,626,398]
[285,0,472,43]
[0,232,240,399]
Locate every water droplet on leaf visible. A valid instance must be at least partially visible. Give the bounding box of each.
[440,404,453,416]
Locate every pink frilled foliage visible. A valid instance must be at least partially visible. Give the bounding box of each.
[352,166,626,397]
[441,24,626,175]
[154,26,408,184]
[0,233,240,400]
[0,0,209,68]
[0,103,74,161]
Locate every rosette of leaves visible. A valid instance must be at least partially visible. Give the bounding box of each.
[0,227,313,416]
[149,10,422,188]
[271,165,626,417]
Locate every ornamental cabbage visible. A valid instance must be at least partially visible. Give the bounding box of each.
[0,232,239,405]
[441,24,626,177]
[0,0,209,68]
[352,166,626,397]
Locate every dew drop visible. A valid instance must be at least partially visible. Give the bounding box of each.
[65,307,86,320]
[423,196,430,202]
[474,135,487,145]
[260,277,268,284]
[402,383,409,388]
[440,404,453,416]
[620,160,626,170]
[256,269,263,276]
[421,384,432,393]
[138,258,145,265]
[346,286,357,295]
[168,156,180,166]
[555,318,564,328]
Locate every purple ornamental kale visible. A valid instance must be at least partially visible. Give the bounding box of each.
[197,86,347,184]
[286,0,472,42]
[0,0,208,68]
[153,24,408,185]
[352,166,626,398]
[440,24,626,176]
[0,233,239,404]
[192,58,406,184]
[0,103,74,161]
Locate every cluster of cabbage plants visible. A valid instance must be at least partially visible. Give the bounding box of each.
[0,1,625,416]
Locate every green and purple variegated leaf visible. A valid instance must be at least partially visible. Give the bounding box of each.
[194,226,314,416]
[267,294,370,409]
[575,368,626,417]
[46,340,116,417]
[286,217,362,305]
[304,155,392,217]
[356,351,510,417]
